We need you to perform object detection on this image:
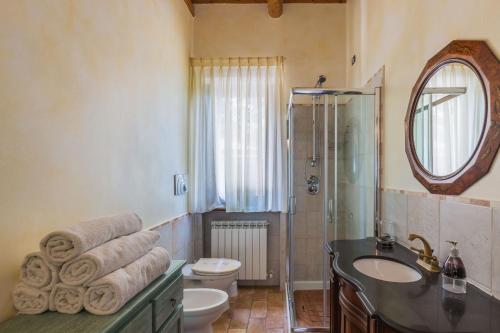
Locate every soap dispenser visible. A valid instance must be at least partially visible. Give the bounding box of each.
[442,241,467,294]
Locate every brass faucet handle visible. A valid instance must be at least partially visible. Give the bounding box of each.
[408,234,434,255]
[410,246,424,259]
[420,253,438,261]
[416,253,441,272]
[408,234,439,272]
[428,255,441,272]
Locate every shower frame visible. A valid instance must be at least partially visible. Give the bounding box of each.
[285,87,381,332]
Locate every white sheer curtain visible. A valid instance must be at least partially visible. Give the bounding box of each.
[427,63,484,175]
[189,57,286,213]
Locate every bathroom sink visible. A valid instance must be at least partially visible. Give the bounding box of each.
[353,258,421,283]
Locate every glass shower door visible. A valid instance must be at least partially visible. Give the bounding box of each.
[326,93,377,245]
[286,88,379,332]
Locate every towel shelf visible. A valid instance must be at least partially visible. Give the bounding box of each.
[0,260,186,333]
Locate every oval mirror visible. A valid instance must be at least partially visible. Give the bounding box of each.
[412,61,486,177]
[405,40,500,195]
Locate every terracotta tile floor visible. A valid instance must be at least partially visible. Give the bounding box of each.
[293,290,330,328]
[212,286,290,333]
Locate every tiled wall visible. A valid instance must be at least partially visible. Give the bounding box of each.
[293,105,325,282]
[150,211,283,286]
[382,189,500,298]
[201,211,283,286]
[150,214,196,263]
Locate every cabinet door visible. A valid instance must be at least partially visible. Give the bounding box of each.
[157,305,183,333]
[330,255,341,331]
[340,306,367,333]
[153,275,183,331]
[338,282,370,333]
[119,303,153,333]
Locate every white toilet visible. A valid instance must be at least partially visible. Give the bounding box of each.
[182,258,241,297]
[183,288,229,333]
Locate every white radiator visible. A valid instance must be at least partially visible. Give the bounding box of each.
[210,220,269,280]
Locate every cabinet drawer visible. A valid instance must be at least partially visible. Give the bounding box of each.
[119,303,153,333]
[153,274,183,330]
[157,305,183,333]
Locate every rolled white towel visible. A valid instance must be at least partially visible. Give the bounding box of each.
[20,252,59,291]
[12,283,49,314]
[49,283,85,314]
[83,247,171,315]
[59,230,160,286]
[40,213,143,264]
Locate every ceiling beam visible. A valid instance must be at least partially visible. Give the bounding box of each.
[267,0,283,18]
[184,0,195,16]
[190,0,345,17]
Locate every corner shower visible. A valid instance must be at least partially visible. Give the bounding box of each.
[286,85,381,331]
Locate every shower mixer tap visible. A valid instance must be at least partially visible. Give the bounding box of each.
[305,158,321,195]
[306,175,320,195]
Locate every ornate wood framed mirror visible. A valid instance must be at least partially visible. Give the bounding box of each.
[405,40,500,195]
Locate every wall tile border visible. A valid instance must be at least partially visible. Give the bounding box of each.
[382,188,496,208]
[147,213,190,231]
[148,213,195,263]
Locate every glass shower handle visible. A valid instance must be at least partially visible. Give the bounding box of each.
[328,199,334,224]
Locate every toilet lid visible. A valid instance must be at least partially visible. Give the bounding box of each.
[191,258,241,276]
[182,264,238,280]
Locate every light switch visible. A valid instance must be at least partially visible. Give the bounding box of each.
[174,174,188,196]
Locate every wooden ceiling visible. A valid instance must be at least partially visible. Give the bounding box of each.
[184,0,346,18]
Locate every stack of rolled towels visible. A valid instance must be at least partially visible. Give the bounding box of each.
[12,213,171,315]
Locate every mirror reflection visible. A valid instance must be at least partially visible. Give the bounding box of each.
[413,62,486,177]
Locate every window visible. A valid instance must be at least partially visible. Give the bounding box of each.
[189,57,285,213]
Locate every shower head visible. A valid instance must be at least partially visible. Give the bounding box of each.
[315,75,327,88]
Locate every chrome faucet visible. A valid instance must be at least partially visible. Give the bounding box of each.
[408,234,440,273]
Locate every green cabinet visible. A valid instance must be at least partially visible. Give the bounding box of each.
[120,304,153,333]
[157,306,183,333]
[152,275,183,331]
[0,260,186,333]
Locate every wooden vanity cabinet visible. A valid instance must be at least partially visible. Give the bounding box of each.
[330,256,396,333]
[330,274,374,333]
[338,280,374,333]
[329,239,500,333]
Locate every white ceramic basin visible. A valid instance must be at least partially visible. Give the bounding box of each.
[353,258,421,283]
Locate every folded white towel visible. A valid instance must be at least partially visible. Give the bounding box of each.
[20,252,59,291]
[49,283,85,314]
[83,247,170,315]
[40,213,142,264]
[12,283,49,314]
[59,230,160,286]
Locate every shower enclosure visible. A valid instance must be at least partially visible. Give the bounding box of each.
[285,87,381,331]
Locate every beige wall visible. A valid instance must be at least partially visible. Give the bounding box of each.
[0,0,193,321]
[193,4,347,94]
[346,0,500,200]
[346,0,500,297]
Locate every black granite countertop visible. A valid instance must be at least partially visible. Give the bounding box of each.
[327,238,500,333]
